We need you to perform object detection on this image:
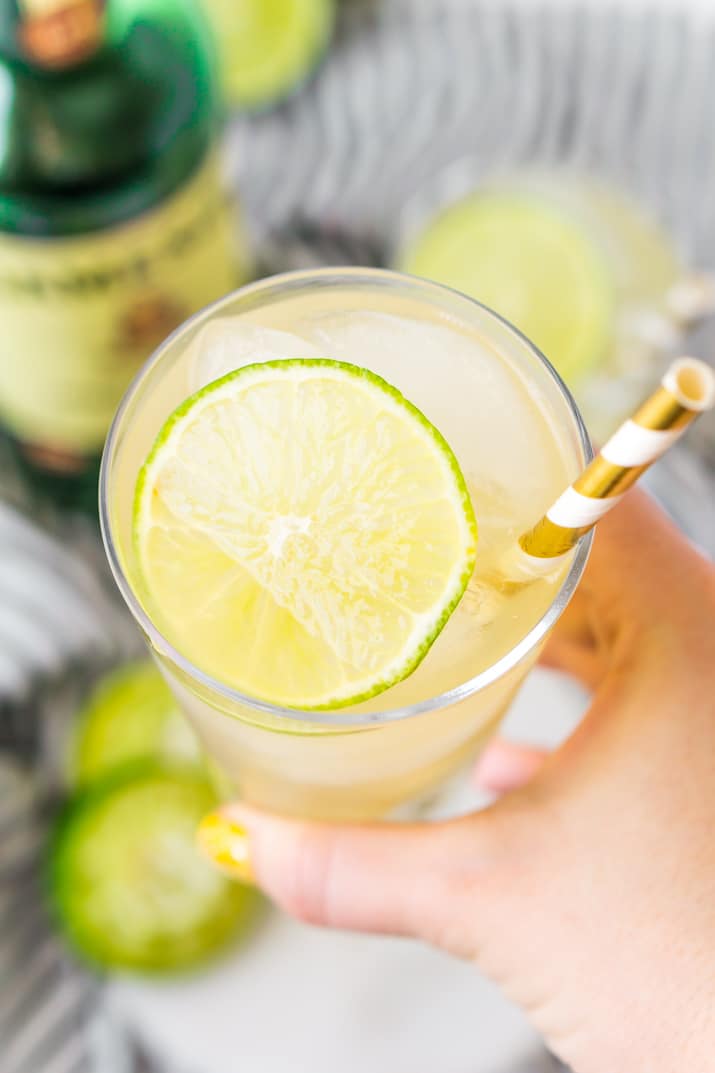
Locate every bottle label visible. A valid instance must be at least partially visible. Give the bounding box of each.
[18,0,105,69]
[0,154,248,464]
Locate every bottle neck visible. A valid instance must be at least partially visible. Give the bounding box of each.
[5,0,105,71]
[0,0,220,236]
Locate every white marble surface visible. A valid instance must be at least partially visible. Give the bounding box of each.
[110,668,589,1073]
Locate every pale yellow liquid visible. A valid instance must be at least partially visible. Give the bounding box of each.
[109,279,585,819]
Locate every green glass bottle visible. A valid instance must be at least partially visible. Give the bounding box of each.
[0,0,249,513]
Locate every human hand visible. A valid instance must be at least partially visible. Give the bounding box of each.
[199,492,715,1073]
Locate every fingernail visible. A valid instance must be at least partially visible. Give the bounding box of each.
[197,812,255,884]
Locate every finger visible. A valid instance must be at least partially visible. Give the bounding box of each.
[540,635,603,691]
[544,587,597,649]
[472,739,549,793]
[540,491,713,686]
[575,490,708,631]
[197,803,490,955]
[538,579,605,687]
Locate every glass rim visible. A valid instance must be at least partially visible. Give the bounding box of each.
[100,267,594,727]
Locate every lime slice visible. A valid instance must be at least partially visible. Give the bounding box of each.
[134,359,477,710]
[71,662,200,787]
[48,765,260,973]
[398,191,615,386]
[205,0,335,111]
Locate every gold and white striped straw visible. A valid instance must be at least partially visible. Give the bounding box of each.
[514,357,715,574]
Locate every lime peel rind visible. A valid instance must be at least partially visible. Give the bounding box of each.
[215,0,336,111]
[134,358,477,712]
[71,661,197,786]
[47,764,260,974]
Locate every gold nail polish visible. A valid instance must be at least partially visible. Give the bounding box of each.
[197,812,254,884]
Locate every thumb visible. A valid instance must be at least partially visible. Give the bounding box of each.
[198,803,497,956]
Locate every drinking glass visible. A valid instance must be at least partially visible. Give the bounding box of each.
[100,269,592,820]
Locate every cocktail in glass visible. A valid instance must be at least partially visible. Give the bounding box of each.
[100,269,591,821]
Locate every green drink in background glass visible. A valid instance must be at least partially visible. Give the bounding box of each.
[397,172,711,442]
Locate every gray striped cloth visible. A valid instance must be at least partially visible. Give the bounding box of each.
[0,758,123,1073]
[231,0,715,267]
[2,2,715,1071]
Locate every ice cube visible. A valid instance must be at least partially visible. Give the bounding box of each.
[458,576,505,625]
[306,312,568,525]
[189,321,324,392]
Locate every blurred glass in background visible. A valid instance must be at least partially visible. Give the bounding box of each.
[396,169,714,443]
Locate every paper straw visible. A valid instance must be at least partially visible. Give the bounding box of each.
[516,357,715,571]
